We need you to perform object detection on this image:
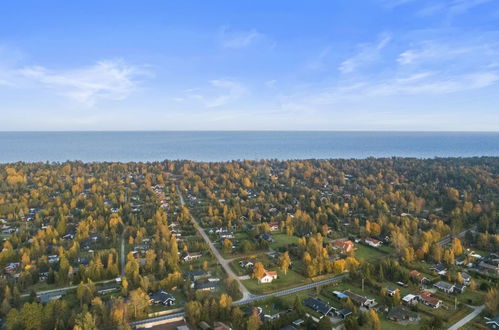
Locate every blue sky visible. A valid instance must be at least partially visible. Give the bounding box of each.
[0,0,498,131]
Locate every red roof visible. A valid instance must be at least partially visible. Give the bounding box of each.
[419,291,440,306]
[257,269,277,279]
[409,270,421,277]
[265,270,277,277]
[366,237,381,244]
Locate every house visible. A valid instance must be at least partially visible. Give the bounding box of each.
[168,222,181,231]
[455,257,466,266]
[386,286,400,297]
[38,272,48,281]
[486,315,499,329]
[187,270,210,281]
[478,261,499,275]
[219,232,234,239]
[292,319,304,327]
[1,226,17,235]
[365,237,382,248]
[198,321,211,330]
[48,255,60,264]
[430,264,447,275]
[402,294,418,306]
[454,284,466,294]
[195,282,219,291]
[461,272,472,286]
[245,306,263,317]
[62,233,74,240]
[4,262,20,274]
[336,308,353,319]
[239,260,254,269]
[418,291,442,308]
[332,239,355,254]
[304,298,334,316]
[259,233,274,242]
[268,251,281,259]
[213,321,232,330]
[149,290,176,306]
[280,326,296,330]
[434,281,455,294]
[38,291,64,304]
[209,227,223,234]
[269,222,279,231]
[258,270,278,284]
[333,291,349,299]
[97,284,118,295]
[264,312,281,321]
[182,252,202,262]
[387,306,418,322]
[409,269,421,278]
[343,290,377,308]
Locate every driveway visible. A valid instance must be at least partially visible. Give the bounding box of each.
[447,305,484,330]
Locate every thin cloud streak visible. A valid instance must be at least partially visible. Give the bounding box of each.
[19,60,147,106]
[219,27,263,49]
[339,34,391,73]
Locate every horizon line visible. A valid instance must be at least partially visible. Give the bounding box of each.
[1,130,499,133]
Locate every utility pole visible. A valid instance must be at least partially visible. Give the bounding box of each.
[362,278,365,292]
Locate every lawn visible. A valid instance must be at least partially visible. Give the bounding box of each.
[229,260,247,276]
[458,288,485,306]
[270,233,299,250]
[461,311,489,330]
[355,245,388,261]
[243,269,310,295]
[377,319,423,330]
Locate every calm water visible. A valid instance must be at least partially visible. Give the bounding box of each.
[0,131,498,163]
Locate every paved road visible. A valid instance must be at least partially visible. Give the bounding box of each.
[177,186,252,300]
[131,273,348,327]
[447,304,484,330]
[20,278,117,298]
[120,231,125,276]
[130,187,348,328]
[438,226,477,246]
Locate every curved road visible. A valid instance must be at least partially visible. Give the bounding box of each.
[129,186,349,328]
[131,273,348,327]
[177,186,252,300]
[447,305,484,330]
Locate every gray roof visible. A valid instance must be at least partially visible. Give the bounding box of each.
[434,281,454,290]
[150,290,175,303]
[304,297,334,315]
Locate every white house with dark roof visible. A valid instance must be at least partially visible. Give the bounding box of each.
[149,290,176,306]
[434,281,455,294]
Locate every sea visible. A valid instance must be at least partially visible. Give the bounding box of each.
[0,131,498,163]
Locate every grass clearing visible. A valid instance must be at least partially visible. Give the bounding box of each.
[270,233,299,250]
[355,245,388,261]
[243,269,310,295]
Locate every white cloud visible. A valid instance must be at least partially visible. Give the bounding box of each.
[265,80,277,88]
[305,46,332,71]
[448,0,495,16]
[397,42,470,65]
[366,71,499,96]
[282,70,499,110]
[182,79,248,108]
[380,0,416,9]
[339,34,391,73]
[220,27,263,49]
[415,0,496,17]
[18,60,147,105]
[206,79,247,107]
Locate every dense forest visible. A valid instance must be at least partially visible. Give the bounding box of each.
[0,158,497,329]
